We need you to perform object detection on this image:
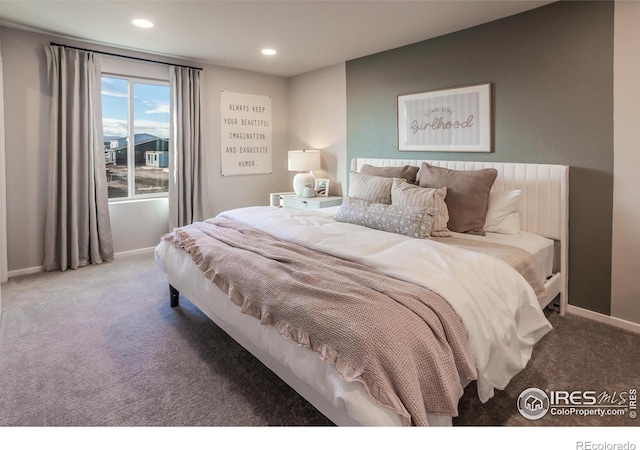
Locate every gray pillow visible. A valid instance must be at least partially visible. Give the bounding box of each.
[348,171,393,204]
[418,162,497,235]
[391,178,450,237]
[360,164,419,183]
[334,196,436,239]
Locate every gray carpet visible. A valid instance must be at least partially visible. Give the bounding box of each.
[0,253,638,427]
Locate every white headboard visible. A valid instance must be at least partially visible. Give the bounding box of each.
[351,158,570,314]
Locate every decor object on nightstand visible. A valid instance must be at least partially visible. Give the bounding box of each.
[288,150,321,196]
[302,184,316,198]
[315,178,330,197]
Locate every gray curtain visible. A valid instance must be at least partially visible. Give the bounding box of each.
[169,66,203,230]
[43,45,113,272]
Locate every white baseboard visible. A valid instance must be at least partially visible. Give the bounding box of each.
[114,246,156,258]
[566,304,640,335]
[6,247,156,279]
[7,265,43,278]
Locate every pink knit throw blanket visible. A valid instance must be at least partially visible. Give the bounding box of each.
[164,217,477,426]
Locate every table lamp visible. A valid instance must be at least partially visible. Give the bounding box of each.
[288,150,321,196]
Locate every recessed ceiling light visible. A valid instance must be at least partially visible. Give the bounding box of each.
[132,19,154,28]
[261,49,277,56]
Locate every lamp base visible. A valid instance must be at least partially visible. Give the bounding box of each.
[293,172,314,196]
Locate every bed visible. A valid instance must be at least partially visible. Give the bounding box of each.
[154,158,569,426]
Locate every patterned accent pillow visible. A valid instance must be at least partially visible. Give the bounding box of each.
[334,196,437,239]
[360,164,419,184]
[391,178,450,237]
[418,163,498,236]
[348,171,393,204]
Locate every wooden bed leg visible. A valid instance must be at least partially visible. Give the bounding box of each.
[170,284,180,308]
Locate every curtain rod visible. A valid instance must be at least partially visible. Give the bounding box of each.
[50,42,202,71]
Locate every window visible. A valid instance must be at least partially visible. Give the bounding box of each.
[101,76,170,199]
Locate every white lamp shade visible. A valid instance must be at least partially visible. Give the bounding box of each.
[288,150,321,172]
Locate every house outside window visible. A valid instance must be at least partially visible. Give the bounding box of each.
[101,76,170,200]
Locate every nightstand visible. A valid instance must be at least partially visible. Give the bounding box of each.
[280,195,343,210]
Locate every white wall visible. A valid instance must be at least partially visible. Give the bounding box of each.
[611,0,640,324]
[0,26,289,272]
[288,64,347,196]
[1,27,48,273]
[199,65,289,218]
[108,199,169,254]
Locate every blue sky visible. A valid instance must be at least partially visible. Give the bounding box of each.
[101,77,170,139]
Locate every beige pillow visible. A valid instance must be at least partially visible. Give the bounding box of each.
[360,164,419,183]
[335,196,436,239]
[418,162,497,235]
[391,178,450,237]
[348,171,393,204]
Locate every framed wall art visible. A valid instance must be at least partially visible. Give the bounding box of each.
[397,83,492,152]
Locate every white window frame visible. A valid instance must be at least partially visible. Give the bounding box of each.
[102,72,170,203]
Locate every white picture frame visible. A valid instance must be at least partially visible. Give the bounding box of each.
[315,178,330,197]
[397,83,492,152]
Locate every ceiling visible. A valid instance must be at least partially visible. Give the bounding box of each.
[0,1,551,77]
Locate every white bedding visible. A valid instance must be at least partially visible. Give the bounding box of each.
[218,206,552,403]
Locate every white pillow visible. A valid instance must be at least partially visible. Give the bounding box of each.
[484,190,522,234]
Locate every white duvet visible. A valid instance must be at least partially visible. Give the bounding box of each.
[220,206,552,403]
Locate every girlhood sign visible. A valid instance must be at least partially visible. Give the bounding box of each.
[221,91,272,175]
[397,83,491,152]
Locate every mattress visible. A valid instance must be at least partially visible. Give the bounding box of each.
[449,231,555,280]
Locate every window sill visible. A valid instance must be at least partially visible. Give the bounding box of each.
[108,196,168,205]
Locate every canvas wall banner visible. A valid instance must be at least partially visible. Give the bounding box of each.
[221,91,272,175]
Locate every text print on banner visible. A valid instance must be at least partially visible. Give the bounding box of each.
[221,91,272,175]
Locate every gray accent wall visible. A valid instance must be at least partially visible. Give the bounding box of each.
[346,1,614,314]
